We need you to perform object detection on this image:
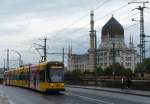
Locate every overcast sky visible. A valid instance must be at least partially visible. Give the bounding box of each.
[0,0,150,68]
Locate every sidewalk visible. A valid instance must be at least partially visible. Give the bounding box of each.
[66,85,150,97]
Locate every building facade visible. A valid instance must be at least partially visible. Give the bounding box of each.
[0,68,4,79]
[68,11,139,72]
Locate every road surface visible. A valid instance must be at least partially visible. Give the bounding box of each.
[0,85,150,104]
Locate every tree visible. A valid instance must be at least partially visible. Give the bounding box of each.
[125,68,132,76]
[71,69,82,77]
[113,63,125,76]
[103,66,112,76]
[96,67,104,76]
[64,70,72,77]
[84,69,91,74]
[135,58,150,73]
[103,63,132,76]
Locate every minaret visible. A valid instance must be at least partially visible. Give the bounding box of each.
[89,10,95,49]
[68,45,73,70]
[129,34,134,50]
[129,34,132,49]
[131,36,134,50]
[88,10,96,72]
[68,45,72,57]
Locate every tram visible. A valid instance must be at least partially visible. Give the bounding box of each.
[4,61,65,92]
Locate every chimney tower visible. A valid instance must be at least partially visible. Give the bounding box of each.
[89,10,96,72]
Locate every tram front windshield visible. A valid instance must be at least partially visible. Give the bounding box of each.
[49,68,64,83]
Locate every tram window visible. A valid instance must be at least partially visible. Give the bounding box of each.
[23,74,25,80]
[25,73,28,80]
[24,74,26,80]
[40,70,45,82]
[12,74,14,80]
[16,74,18,80]
[26,73,29,80]
[19,73,23,80]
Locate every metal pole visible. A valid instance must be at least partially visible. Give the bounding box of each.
[18,53,22,66]
[128,1,149,63]
[62,48,64,65]
[112,40,115,79]
[112,42,115,64]
[94,30,97,85]
[44,38,47,61]
[94,30,97,49]
[7,49,9,70]
[138,6,145,63]
[3,58,5,71]
[11,50,22,67]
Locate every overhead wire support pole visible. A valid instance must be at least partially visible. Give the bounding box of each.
[128,1,149,63]
[44,37,47,62]
[7,49,9,71]
[34,37,48,62]
[94,30,97,80]
[3,58,5,71]
[11,50,22,67]
[62,48,64,65]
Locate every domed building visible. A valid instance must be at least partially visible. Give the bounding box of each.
[68,11,139,72]
[97,16,139,70]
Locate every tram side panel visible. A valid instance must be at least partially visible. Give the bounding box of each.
[30,64,40,91]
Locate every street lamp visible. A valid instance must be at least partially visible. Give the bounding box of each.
[11,50,23,67]
[112,38,116,79]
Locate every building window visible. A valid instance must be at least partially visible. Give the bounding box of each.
[126,57,131,61]
[116,51,120,56]
[126,62,131,66]
[104,52,107,56]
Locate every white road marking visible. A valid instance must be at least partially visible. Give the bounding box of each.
[65,92,115,104]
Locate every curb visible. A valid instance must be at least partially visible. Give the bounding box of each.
[65,85,150,97]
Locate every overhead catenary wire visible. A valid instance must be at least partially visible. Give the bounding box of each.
[52,0,143,48]
[44,0,136,48]
[43,0,113,54]
[53,0,111,35]
[29,0,147,63]
[63,1,135,40]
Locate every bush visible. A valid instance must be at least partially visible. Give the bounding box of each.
[84,69,91,74]
[72,69,82,77]
[64,70,72,77]
[135,58,150,73]
[96,67,104,76]
[102,63,132,76]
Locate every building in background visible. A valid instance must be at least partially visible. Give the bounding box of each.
[68,11,139,72]
[0,68,4,79]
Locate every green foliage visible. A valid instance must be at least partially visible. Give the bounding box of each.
[125,68,132,76]
[135,58,150,73]
[65,69,82,78]
[96,67,104,76]
[103,66,112,76]
[64,70,72,77]
[113,63,125,76]
[101,63,132,76]
[71,69,82,77]
[84,69,91,74]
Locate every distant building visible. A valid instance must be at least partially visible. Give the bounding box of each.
[68,11,139,72]
[68,51,89,71]
[0,68,4,79]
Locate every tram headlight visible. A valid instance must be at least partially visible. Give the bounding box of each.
[51,83,54,86]
[61,83,64,87]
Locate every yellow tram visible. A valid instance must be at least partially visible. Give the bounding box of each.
[4,61,65,92]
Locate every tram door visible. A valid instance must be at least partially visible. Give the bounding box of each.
[35,71,40,90]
